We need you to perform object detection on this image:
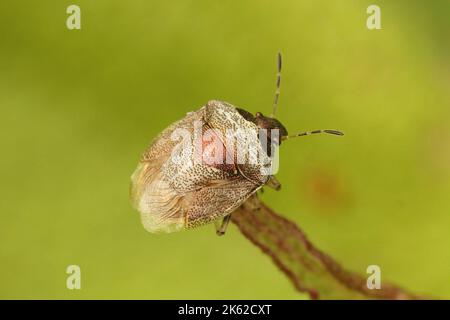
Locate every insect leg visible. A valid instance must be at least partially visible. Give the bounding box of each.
[216,214,232,236]
[266,176,281,191]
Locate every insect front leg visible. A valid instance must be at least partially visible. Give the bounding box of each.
[215,214,232,236]
[266,175,281,191]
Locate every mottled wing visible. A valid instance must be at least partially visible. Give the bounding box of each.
[130,110,205,233]
[182,177,258,229]
[130,158,186,233]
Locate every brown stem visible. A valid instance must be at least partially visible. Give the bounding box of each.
[231,201,425,300]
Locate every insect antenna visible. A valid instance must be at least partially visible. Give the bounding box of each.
[282,129,344,141]
[270,52,282,118]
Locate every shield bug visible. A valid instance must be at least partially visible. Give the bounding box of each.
[130,53,343,235]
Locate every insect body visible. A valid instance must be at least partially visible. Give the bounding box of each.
[130,53,343,235]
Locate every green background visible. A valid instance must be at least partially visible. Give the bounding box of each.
[1,0,449,299]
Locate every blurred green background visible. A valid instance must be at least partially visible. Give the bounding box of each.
[0,0,449,299]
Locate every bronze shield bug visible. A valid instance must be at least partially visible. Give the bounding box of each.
[130,53,343,235]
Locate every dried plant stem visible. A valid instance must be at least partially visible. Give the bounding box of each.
[231,201,424,300]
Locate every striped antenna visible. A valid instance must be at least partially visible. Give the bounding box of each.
[271,52,282,117]
[282,129,344,141]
